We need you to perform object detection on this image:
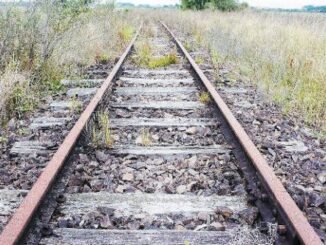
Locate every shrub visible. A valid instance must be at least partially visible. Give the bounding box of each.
[0,2,139,124]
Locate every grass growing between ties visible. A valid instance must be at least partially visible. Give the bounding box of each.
[88,111,114,148]
[133,40,153,66]
[195,56,204,65]
[199,92,211,104]
[148,53,177,68]
[69,96,83,113]
[139,128,152,146]
[98,112,114,148]
[134,41,178,68]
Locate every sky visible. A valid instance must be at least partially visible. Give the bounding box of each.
[116,0,326,8]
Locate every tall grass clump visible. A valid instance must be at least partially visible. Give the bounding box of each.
[148,53,177,68]
[133,40,177,68]
[0,1,139,125]
[162,10,326,132]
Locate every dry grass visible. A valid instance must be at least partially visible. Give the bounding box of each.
[86,110,114,148]
[133,40,153,66]
[69,96,82,113]
[50,8,139,78]
[133,39,177,68]
[0,5,140,125]
[231,224,277,245]
[0,62,36,121]
[139,128,152,146]
[161,10,326,132]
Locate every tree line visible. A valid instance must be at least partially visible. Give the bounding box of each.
[181,0,248,11]
[303,5,326,12]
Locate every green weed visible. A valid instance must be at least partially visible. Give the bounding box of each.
[7,82,38,119]
[69,96,82,113]
[210,49,220,67]
[91,125,100,146]
[119,25,134,44]
[199,92,211,104]
[87,111,114,148]
[134,40,177,68]
[133,41,152,66]
[148,53,177,68]
[95,54,110,64]
[184,41,192,51]
[0,136,8,144]
[195,56,204,64]
[98,112,114,148]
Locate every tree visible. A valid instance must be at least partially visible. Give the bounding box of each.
[211,0,238,11]
[181,0,210,10]
[181,0,242,11]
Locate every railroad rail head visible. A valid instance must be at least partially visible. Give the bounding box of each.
[0,25,142,245]
[160,21,322,245]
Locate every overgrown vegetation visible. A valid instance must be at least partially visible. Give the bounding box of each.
[1,3,324,136]
[133,40,152,66]
[133,41,177,68]
[0,1,138,125]
[199,92,211,104]
[88,111,114,148]
[163,10,326,132]
[69,96,82,113]
[148,53,177,68]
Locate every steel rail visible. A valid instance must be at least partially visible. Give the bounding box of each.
[0,25,142,245]
[161,22,322,245]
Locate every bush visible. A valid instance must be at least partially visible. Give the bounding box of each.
[181,0,241,11]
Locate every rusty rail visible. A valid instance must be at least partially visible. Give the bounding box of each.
[0,25,142,245]
[161,22,322,245]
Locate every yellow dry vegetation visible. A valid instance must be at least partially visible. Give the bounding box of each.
[162,10,326,133]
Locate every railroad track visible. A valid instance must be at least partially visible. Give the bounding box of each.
[0,22,322,244]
